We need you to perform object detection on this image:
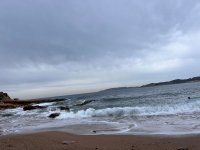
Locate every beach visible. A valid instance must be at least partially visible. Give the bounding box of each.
[1,0,200,149]
[0,131,200,150]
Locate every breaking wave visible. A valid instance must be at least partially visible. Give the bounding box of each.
[56,100,200,119]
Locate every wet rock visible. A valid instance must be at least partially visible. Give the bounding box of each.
[75,100,95,106]
[23,105,46,111]
[92,130,97,133]
[58,106,70,111]
[5,98,66,105]
[0,104,18,109]
[48,113,60,118]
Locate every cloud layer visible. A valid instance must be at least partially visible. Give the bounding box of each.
[1,0,200,98]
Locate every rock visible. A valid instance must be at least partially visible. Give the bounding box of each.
[92,130,97,133]
[0,92,67,110]
[48,113,60,118]
[0,92,12,101]
[23,105,46,111]
[7,144,13,148]
[0,104,19,109]
[58,106,70,111]
[62,140,75,145]
[75,100,95,106]
[177,147,189,150]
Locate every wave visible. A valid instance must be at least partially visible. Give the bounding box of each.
[4,99,200,120]
[55,100,200,119]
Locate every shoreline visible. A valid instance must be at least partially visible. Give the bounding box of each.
[0,131,200,150]
[3,121,200,137]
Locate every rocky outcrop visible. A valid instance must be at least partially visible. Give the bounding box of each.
[48,113,60,118]
[0,104,19,109]
[3,98,66,105]
[0,92,12,101]
[0,92,67,110]
[23,105,47,111]
[0,92,16,109]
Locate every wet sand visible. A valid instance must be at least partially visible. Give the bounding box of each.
[0,131,200,150]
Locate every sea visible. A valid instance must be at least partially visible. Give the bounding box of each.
[1,82,200,135]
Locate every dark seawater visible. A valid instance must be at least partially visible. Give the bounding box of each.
[1,82,200,135]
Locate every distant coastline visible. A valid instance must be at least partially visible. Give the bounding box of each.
[141,76,200,87]
[102,76,200,92]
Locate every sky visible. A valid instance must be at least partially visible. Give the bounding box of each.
[1,0,200,99]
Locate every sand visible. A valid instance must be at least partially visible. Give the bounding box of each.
[0,131,200,150]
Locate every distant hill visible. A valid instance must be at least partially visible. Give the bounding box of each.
[101,76,200,92]
[99,87,136,92]
[141,76,200,87]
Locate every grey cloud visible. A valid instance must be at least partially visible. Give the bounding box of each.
[0,0,200,98]
[0,0,195,64]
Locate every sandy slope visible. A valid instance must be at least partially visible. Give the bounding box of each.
[0,131,200,150]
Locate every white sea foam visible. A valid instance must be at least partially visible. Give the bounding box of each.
[36,102,55,106]
[51,100,200,119]
[3,99,200,120]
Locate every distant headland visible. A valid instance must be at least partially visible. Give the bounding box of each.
[101,76,200,92]
[141,76,200,87]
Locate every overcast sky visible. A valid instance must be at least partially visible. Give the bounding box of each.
[1,0,200,99]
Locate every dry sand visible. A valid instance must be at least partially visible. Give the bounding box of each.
[0,131,199,150]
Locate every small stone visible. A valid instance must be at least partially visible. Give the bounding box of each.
[92,130,97,133]
[48,113,60,118]
[62,140,75,145]
[7,144,13,147]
